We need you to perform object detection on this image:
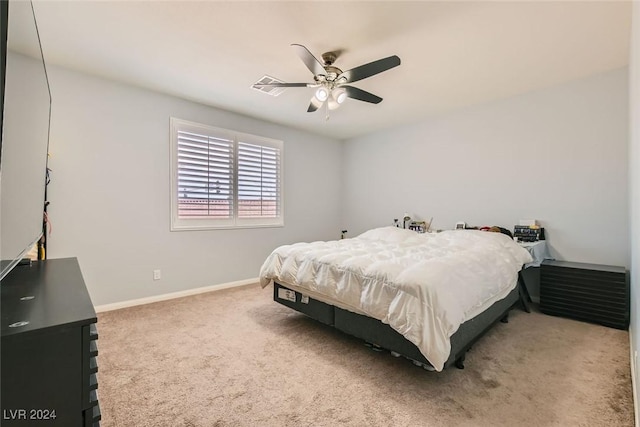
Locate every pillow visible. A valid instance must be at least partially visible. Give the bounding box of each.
[356,226,417,243]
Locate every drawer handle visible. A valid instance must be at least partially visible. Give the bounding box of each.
[8,321,29,328]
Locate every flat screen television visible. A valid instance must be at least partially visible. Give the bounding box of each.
[0,0,51,281]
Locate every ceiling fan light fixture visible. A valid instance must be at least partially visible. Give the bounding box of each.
[315,87,329,102]
[332,87,347,104]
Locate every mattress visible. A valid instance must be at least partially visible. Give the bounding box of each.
[259,226,533,371]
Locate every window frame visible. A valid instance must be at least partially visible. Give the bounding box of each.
[170,118,284,231]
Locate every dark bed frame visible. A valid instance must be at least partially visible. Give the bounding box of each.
[273,279,526,370]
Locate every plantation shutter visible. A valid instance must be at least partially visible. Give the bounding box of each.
[237,141,281,219]
[171,118,283,230]
[176,130,234,219]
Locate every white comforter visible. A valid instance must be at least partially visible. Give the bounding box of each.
[259,227,533,371]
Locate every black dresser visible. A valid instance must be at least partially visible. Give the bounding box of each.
[1,258,101,426]
[540,259,629,330]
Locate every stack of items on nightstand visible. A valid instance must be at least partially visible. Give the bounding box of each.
[513,219,545,242]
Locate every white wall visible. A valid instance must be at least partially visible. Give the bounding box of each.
[342,68,629,268]
[46,65,343,306]
[628,1,639,421]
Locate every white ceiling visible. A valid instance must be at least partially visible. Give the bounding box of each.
[19,0,633,140]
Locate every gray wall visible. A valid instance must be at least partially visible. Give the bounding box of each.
[41,52,631,309]
[46,65,343,306]
[629,1,639,419]
[342,68,629,268]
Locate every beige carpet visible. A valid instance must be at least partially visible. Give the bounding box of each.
[96,284,633,427]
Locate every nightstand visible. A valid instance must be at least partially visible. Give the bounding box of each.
[540,259,629,330]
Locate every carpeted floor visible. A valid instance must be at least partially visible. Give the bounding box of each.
[96,284,634,426]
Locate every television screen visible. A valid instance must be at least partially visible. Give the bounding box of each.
[0,0,51,280]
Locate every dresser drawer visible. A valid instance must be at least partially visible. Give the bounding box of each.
[82,323,100,410]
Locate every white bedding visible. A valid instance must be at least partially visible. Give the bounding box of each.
[259,227,533,371]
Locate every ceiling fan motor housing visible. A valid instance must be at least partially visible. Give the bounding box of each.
[323,66,343,82]
[321,51,338,65]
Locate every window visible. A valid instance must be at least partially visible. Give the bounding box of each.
[170,118,283,230]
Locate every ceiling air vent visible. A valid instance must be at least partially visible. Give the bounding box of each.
[251,75,286,97]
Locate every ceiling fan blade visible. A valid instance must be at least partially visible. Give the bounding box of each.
[339,55,401,84]
[343,85,383,104]
[307,96,324,112]
[253,82,311,88]
[291,44,326,76]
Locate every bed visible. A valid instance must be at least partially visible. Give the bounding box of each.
[259,226,533,371]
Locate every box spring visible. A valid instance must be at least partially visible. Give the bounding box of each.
[273,282,519,369]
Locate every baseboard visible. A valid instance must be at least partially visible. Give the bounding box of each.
[94,278,258,313]
[631,328,639,427]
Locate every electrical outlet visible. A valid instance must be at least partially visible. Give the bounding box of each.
[153,269,161,280]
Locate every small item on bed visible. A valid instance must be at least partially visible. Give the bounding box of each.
[480,226,514,239]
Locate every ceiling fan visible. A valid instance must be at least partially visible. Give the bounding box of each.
[254,44,401,113]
